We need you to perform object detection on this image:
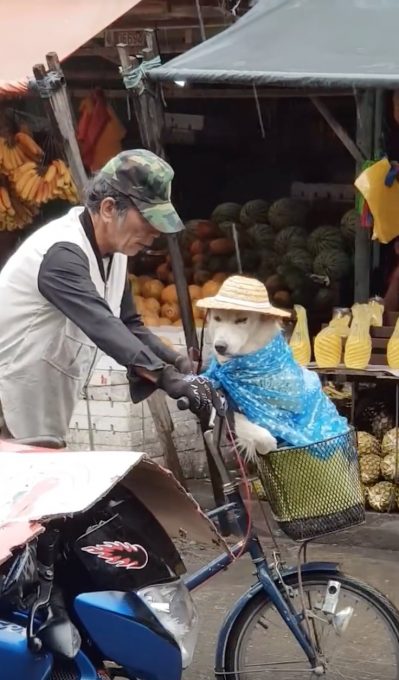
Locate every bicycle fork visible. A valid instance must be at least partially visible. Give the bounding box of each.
[256,563,325,675]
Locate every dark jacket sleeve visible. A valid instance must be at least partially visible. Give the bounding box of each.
[38,242,165,373]
[120,279,179,365]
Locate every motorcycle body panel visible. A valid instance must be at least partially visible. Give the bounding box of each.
[75,590,182,680]
[0,618,52,680]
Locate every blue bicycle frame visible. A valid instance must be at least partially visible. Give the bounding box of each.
[183,410,340,672]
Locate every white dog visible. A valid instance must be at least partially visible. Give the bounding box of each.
[207,308,280,461]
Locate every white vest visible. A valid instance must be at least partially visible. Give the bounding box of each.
[0,207,127,439]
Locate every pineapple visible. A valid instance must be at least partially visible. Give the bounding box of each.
[355,398,394,441]
[382,428,399,457]
[359,454,381,485]
[357,431,382,458]
[368,481,396,512]
[381,453,399,481]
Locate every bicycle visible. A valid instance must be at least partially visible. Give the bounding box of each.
[178,399,399,679]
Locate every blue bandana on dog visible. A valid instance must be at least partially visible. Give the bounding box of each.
[204,332,348,451]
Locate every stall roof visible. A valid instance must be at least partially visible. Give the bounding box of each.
[151,0,399,89]
[0,0,141,98]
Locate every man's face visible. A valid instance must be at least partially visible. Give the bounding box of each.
[95,198,160,256]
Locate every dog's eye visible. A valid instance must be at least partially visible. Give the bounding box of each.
[235,317,248,324]
[214,315,222,322]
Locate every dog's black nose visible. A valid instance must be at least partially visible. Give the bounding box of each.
[215,342,228,355]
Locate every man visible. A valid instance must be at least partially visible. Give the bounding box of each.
[0,149,222,441]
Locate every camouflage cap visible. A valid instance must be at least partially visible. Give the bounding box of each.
[99,149,184,233]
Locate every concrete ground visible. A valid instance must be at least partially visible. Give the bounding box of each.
[183,481,399,679]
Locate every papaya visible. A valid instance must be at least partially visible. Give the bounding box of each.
[190,240,207,256]
[209,238,235,255]
[133,295,146,315]
[196,220,219,240]
[265,274,286,296]
[273,290,293,308]
[142,314,160,327]
[159,317,173,326]
[156,262,170,283]
[202,280,221,297]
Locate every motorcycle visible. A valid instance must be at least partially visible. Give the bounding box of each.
[0,438,223,680]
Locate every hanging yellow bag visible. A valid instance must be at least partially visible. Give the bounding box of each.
[344,304,372,369]
[387,317,399,369]
[290,305,311,365]
[355,158,399,244]
[368,297,384,328]
[314,309,351,368]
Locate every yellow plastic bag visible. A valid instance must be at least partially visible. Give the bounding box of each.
[387,317,399,368]
[355,158,399,244]
[344,304,372,369]
[314,310,351,368]
[368,298,384,328]
[290,305,311,365]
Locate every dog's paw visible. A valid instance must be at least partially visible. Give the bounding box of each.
[234,413,277,463]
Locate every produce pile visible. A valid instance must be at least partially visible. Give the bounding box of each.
[131,197,358,324]
[0,130,78,231]
[129,274,220,328]
[358,429,399,512]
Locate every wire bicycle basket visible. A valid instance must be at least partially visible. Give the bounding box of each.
[256,429,365,541]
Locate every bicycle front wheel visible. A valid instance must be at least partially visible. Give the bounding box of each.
[223,572,399,679]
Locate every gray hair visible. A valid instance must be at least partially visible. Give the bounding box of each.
[85,175,133,215]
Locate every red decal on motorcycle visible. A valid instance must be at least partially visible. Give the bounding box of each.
[81,541,148,569]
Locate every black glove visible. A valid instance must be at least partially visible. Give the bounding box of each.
[158,366,225,416]
[174,354,193,374]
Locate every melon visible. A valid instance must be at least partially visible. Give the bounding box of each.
[308,225,345,256]
[128,274,140,295]
[142,314,160,327]
[144,297,161,315]
[133,295,146,315]
[240,199,270,226]
[283,248,313,274]
[247,223,275,249]
[161,284,178,304]
[192,253,206,267]
[159,318,172,326]
[341,209,359,243]
[268,198,308,230]
[274,227,307,255]
[141,279,164,300]
[211,203,242,225]
[312,287,335,312]
[188,284,202,301]
[313,250,352,281]
[212,272,227,283]
[202,280,221,297]
[241,250,261,272]
[278,264,306,293]
[161,302,180,322]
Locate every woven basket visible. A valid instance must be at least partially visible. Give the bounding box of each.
[256,429,365,541]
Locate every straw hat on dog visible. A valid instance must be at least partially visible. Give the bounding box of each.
[196,275,291,318]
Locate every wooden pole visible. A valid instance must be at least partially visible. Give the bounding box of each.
[117,34,230,532]
[38,52,87,199]
[355,90,375,303]
[311,96,365,165]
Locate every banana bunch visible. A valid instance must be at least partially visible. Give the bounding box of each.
[11,159,79,206]
[0,185,38,231]
[0,133,43,173]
